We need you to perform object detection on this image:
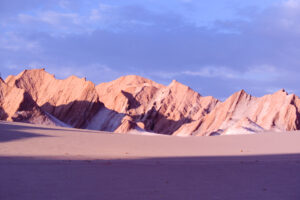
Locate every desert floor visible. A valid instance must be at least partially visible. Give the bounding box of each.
[1,121,300,199]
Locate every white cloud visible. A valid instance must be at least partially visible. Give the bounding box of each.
[89,9,102,21]
[58,0,71,9]
[41,11,81,25]
[283,0,300,8]
[0,32,40,52]
[1,0,300,98]
[183,67,237,79]
[151,65,283,82]
[16,3,118,35]
[265,87,297,94]
[149,71,181,79]
[45,63,122,84]
[19,11,81,27]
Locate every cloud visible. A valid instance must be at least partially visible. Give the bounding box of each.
[1,0,300,98]
[150,65,282,82]
[0,32,39,51]
[284,0,300,8]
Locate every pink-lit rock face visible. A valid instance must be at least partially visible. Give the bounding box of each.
[0,77,61,126]
[138,80,219,135]
[2,69,300,135]
[95,77,219,134]
[6,69,100,128]
[191,89,300,136]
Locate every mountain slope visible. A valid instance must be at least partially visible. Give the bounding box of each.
[92,76,219,134]
[139,80,219,134]
[6,69,101,128]
[0,77,63,126]
[3,68,300,136]
[192,89,300,136]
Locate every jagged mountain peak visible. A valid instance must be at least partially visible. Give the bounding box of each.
[5,68,100,128]
[1,68,300,136]
[6,68,93,86]
[273,88,289,96]
[228,89,251,99]
[191,87,300,136]
[99,74,163,88]
[6,68,52,85]
[168,79,192,92]
[0,78,62,125]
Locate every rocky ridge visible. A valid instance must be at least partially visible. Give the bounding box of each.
[0,76,62,126]
[6,69,100,128]
[2,68,300,136]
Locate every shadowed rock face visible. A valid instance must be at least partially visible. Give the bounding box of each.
[191,89,300,136]
[95,76,219,134]
[0,77,60,125]
[139,80,219,134]
[3,69,300,135]
[6,69,100,128]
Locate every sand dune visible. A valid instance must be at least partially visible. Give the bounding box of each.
[1,121,300,199]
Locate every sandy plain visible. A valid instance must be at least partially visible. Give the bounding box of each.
[1,121,300,199]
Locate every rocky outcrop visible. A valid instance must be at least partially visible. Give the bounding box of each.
[0,77,61,126]
[6,69,100,128]
[139,80,219,134]
[3,69,300,136]
[190,89,300,136]
[93,76,219,134]
[96,75,164,115]
[86,75,164,132]
[222,117,265,135]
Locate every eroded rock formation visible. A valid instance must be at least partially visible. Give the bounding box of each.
[0,77,61,126]
[2,68,300,136]
[6,69,100,128]
[189,89,300,136]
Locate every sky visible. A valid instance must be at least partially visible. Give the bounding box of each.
[0,0,300,99]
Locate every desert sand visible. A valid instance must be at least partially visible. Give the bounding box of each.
[1,121,300,199]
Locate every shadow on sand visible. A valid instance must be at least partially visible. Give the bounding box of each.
[0,121,111,143]
[0,154,300,200]
[0,107,8,121]
[0,122,50,142]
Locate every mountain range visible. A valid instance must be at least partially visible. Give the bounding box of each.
[1,68,299,136]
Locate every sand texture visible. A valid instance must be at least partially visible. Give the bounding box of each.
[1,121,300,199]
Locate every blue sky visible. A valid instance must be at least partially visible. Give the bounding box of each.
[1,0,300,99]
